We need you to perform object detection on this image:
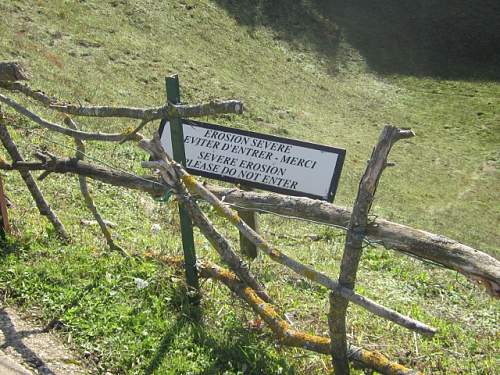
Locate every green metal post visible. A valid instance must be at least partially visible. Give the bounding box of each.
[166,75,200,298]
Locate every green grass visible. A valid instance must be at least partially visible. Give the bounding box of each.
[0,0,499,374]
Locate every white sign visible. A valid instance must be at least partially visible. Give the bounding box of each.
[160,120,345,201]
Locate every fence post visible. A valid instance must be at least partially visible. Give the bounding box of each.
[328,126,414,374]
[0,176,10,238]
[237,185,258,259]
[165,75,200,300]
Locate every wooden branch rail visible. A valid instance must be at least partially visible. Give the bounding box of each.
[0,93,143,142]
[0,157,164,193]
[147,253,422,375]
[0,81,243,120]
[50,98,244,120]
[0,81,52,105]
[210,187,500,297]
[1,153,498,297]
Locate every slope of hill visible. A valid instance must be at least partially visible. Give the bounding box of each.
[0,1,498,374]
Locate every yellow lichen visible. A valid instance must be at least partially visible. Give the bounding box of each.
[268,248,282,259]
[121,124,135,135]
[357,350,416,374]
[258,302,281,321]
[181,174,197,191]
[361,350,386,364]
[286,330,330,351]
[209,201,241,225]
[229,212,241,225]
[303,267,318,282]
[218,269,238,282]
[387,363,413,373]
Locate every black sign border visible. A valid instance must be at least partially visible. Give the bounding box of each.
[159,119,345,202]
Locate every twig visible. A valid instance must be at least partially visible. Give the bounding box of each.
[65,117,129,256]
[329,125,415,374]
[80,219,117,228]
[118,118,150,144]
[0,112,69,241]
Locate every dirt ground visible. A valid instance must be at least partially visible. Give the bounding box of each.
[0,306,89,374]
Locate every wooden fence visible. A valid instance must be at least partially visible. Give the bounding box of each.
[0,61,498,374]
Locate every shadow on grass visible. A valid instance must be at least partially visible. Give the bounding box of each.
[0,237,21,259]
[214,0,500,81]
[145,312,294,375]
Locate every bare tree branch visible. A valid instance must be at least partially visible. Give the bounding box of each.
[0,81,52,105]
[0,81,243,120]
[50,100,244,120]
[65,117,129,256]
[177,100,243,118]
[0,157,164,194]
[0,112,69,240]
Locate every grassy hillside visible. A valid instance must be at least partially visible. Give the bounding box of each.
[0,1,498,374]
